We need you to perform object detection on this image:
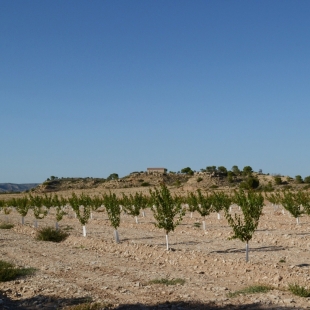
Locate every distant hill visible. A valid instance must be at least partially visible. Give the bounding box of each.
[0,183,39,193]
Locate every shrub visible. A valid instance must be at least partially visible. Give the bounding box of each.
[0,223,14,229]
[196,177,203,182]
[149,278,185,286]
[288,283,310,297]
[274,177,282,185]
[141,182,150,187]
[36,227,69,242]
[228,285,272,297]
[210,185,218,189]
[304,176,310,184]
[0,260,35,282]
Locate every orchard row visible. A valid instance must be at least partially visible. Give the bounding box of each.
[1,185,310,261]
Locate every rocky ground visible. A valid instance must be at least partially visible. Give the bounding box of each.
[0,203,310,309]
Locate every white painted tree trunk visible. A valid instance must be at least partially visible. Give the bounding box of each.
[135,216,138,224]
[296,217,300,224]
[142,210,145,217]
[190,212,193,218]
[217,213,220,220]
[82,225,86,237]
[166,234,169,250]
[246,242,249,262]
[282,209,285,215]
[114,230,120,243]
[34,220,38,229]
[55,221,59,230]
[202,221,206,231]
[229,206,232,213]
[21,217,25,225]
[90,212,93,219]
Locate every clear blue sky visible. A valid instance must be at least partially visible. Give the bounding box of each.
[1,1,310,183]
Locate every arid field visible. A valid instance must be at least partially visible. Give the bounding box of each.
[0,183,310,309]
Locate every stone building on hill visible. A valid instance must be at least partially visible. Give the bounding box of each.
[147,168,167,174]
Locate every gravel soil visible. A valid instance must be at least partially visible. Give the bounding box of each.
[0,204,310,309]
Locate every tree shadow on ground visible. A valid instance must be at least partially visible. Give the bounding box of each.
[0,294,302,310]
[210,245,286,254]
[115,300,301,310]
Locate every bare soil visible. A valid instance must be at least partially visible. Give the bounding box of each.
[0,196,310,309]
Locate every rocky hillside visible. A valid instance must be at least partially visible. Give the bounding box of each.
[30,171,308,194]
[0,183,39,193]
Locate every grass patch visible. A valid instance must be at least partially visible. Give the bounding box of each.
[36,226,69,242]
[288,283,310,297]
[64,302,112,310]
[149,278,185,286]
[0,260,35,282]
[193,222,201,228]
[228,285,272,298]
[0,223,14,229]
[279,259,286,263]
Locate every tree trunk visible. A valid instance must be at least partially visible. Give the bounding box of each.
[217,213,220,220]
[82,225,86,237]
[114,229,120,243]
[245,242,249,262]
[21,216,25,225]
[166,234,169,251]
[55,221,59,230]
[202,220,206,231]
[135,216,138,224]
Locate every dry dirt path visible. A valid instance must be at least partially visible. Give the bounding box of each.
[0,205,310,309]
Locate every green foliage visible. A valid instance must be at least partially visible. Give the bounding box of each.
[217,166,227,176]
[36,226,69,242]
[211,191,231,213]
[103,192,121,229]
[288,283,310,297]
[274,176,282,185]
[265,191,281,205]
[228,285,272,297]
[0,223,14,229]
[206,166,217,174]
[141,182,150,187]
[68,193,91,226]
[150,184,185,235]
[51,194,68,222]
[9,197,30,217]
[0,260,35,282]
[240,176,259,189]
[280,191,304,219]
[227,171,234,183]
[295,175,303,184]
[29,194,48,220]
[225,190,264,243]
[210,185,218,189]
[149,278,185,286]
[107,173,119,181]
[194,190,213,218]
[121,192,145,218]
[242,166,253,176]
[181,167,194,175]
[232,165,241,176]
[304,176,310,184]
[196,177,203,182]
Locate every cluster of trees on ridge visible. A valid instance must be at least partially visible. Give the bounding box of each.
[1,185,310,262]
